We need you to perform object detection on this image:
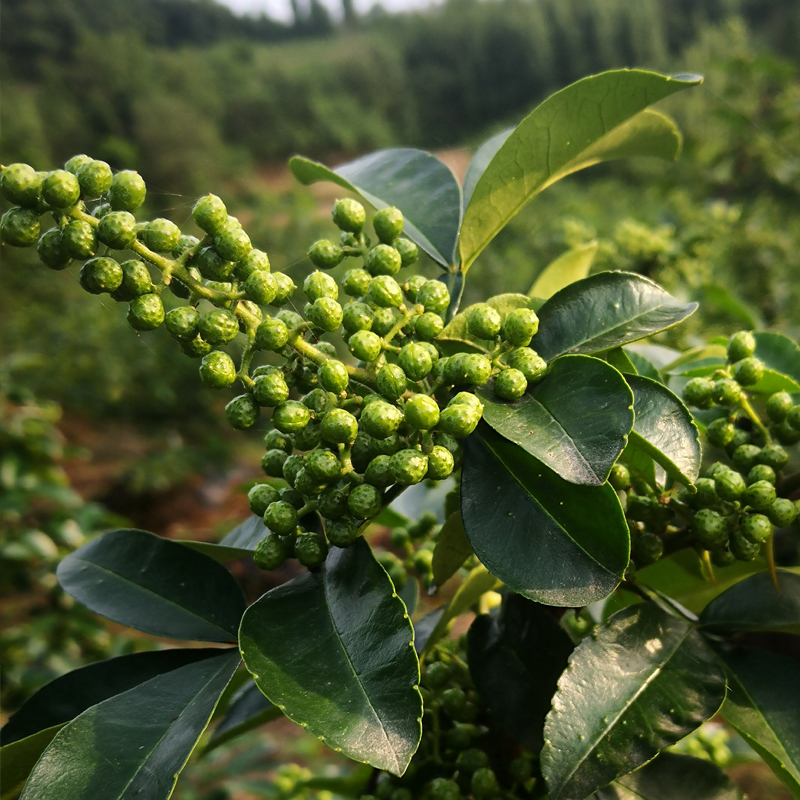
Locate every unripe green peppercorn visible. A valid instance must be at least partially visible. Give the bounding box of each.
[682,377,715,409]
[1,207,39,247]
[741,513,773,543]
[428,778,460,800]
[744,480,776,512]
[609,463,631,491]
[692,509,728,548]
[471,768,499,800]
[427,445,454,480]
[199,310,239,346]
[193,194,228,236]
[733,357,764,387]
[304,450,341,483]
[758,444,789,470]
[225,394,259,430]
[712,379,744,407]
[711,547,736,568]
[42,170,80,208]
[371,307,399,336]
[366,455,394,488]
[294,468,327,496]
[461,353,492,386]
[318,359,349,393]
[242,270,276,305]
[768,498,797,527]
[342,301,374,334]
[271,272,296,306]
[141,218,180,252]
[215,227,252,262]
[196,245,234,281]
[165,307,200,340]
[254,318,289,352]
[417,280,450,315]
[332,198,366,233]
[693,477,719,507]
[390,449,429,485]
[61,219,97,259]
[349,330,383,362]
[715,469,746,501]
[706,417,736,448]
[395,237,418,267]
[730,529,761,561]
[775,420,800,445]
[282,454,304,487]
[732,444,762,472]
[280,487,304,508]
[502,307,539,346]
[319,488,348,521]
[725,429,752,456]
[405,394,440,430]
[265,428,292,452]
[377,363,408,400]
[253,373,289,407]
[253,533,289,571]
[507,347,547,383]
[368,275,404,308]
[343,268,371,297]
[308,239,344,269]
[264,500,298,535]
[450,391,484,411]
[747,464,776,485]
[787,405,800,432]
[373,206,404,243]
[37,228,72,270]
[327,518,359,547]
[727,330,756,363]
[234,248,270,281]
[76,160,113,197]
[109,259,153,301]
[180,335,212,358]
[262,449,289,477]
[468,304,503,339]
[414,312,444,341]
[108,170,146,211]
[766,391,793,423]
[348,483,382,519]
[293,421,323,451]
[1,163,42,206]
[127,294,164,331]
[97,211,137,250]
[303,270,338,302]
[64,154,92,174]
[79,257,123,294]
[307,297,343,332]
[493,367,528,401]
[634,532,664,564]
[248,483,281,516]
[366,244,402,276]
[361,401,404,439]
[321,408,358,444]
[273,401,311,433]
[399,343,433,381]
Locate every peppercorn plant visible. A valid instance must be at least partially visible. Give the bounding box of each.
[2,69,799,800]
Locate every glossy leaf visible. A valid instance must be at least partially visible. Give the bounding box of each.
[700,570,800,635]
[462,127,513,209]
[625,374,701,486]
[289,149,461,267]
[20,650,240,800]
[219,514,269,549]
[1,726,61,800]
[542,604,726,800]
[625,349,663,382]
[754,331,800,384]
[431,511,472,587]
[57,529,246,641]
[621,441,658,489]
[533,272,697,362]
[413,607,446,655]
[459,70,700,271]
[719,647,800,799]
[467,594,573,750]
[461,426,629,606]
[204,681,281,753]
[421,565,499,656]
[606,347,638,376]
[593,752,745,800]
[529,242,598,299]
[177,540,255,562]
[239,538,422,775]
[480,355,634,486]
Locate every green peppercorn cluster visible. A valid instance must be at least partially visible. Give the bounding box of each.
[366,637,537,800]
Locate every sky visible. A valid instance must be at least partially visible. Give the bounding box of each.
[218,0,439,22]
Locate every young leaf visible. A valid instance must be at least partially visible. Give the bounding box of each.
[461,426,629,606]
[239,538,422,775]
[462,127,513,209]
[467,594,573,750]
[289,149,462,268]
[19,650,240,800]
[57,529,246,641]
[532,272,698,362]
[718,647,800,799]
[541,604,726,800]
[625,374,701,486]
[479,355,634,486]
[529,242,598,300]
[458,70,701,271]
[204,681,281,754]
[699,570,800,635]
[754,331,800,385]
[592,752,745,800]
[431,511,472,587]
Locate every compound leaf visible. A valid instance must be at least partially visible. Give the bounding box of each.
[529,242,598,299]
[479,355,633,486]
[239,538,422,775]
[542,604,726,800]
[57,529,245,642]
[461,426,629,606]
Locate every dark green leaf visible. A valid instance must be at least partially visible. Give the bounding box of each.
[399,576,419,615]
[700,570,800,635]
[606,347,638,376]
[621,441,658,489]
[467,594,573,750]
[239,538,422,775]
[754,331,800,385]
[1,726,61,800]
[57,529,246,641]
[431,511,472,587]
[593,752,745,800]
[541,604,726,800]
[533,272,697,362]
[719,647,800,798]
[205,681,281,754]
[462,127,512,209]
[461,426,629,606]
[20,650,239,800]
[177,540,255,562]
[625,349,662,382]
[458,70,700,270]
[480,355,634,486]
[529,242,598,300]
[626,374,701,486]
[219,514,269,550]
[289,149,461,267]
[413,607,446,655]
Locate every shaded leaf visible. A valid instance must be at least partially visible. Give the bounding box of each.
[462,127,513,209]
[177,540,254,562]
[413,607,446,656]
[57,529,245,641]
[480,355,633,486]
[289,149,461,267]
[606,347,638,376]
[459,71,700,271]
[399,576,419,615]
[702,284,763,330]
[205,682,281,754]
[467,594,573,750]
[529,242,598,299]
[431,511,472,587]
[461,426,629,606]
[1,726,62,800]
[300,766,373,798]
[542,604,726,800]
[20,650,239,800]
[621,441,658,489]
[533,272,697,362]
[754,332,800,388]
[220,514,269,550]
[239,538,421,775]
[625,349,662,382]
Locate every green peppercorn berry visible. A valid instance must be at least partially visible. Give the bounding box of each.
[261,449,288,477]
[252,319,287,353]
[397,343,432,381]
[240,271,275,306]
[366,244,402,277]
[372,206,404,243]
[348,484,382,519]
[79,257,123,294]
[1,163,42,206]
[300,388,333,417]
[405,394,440,430]
[165,307,200,340]
[715,468,747,502]
[292,467,326,496]
[507,347,547,384]
[410,312,441,342]
[332,198,366,233]
[733,357,764,387]
[634,532,664,564]
[788,405,800,432]
[319,408,358,444]
[307,298,343,332]
[107,170,146,211]
[608,463,631,491]
[403,274,427,302]
[732,444,762,472]
[197,352,236,389]
[342,301,373,334]
[746,464,775,487]
[693,477,719,507]
[706,462,729,480]
[374,363,405,400]
[192,194,228,236]
[302,270,337,302]
[450,391,483,412]
[766,391,793,423]
[41,169,80,208]
[471,768,499,800]
[758,444,789,470]
[76,160,113,197]
[264,501,298,535]
[59,219,96,259]
[302,450,340,483]
[198,310,238,346]
[712,379,744,407]
[253,533,289,571]
[232,250,268,282]
[706,417,736,448]
[626,495,662,523]
[500,308,538,346]
[744,480,776,512]
[281,454,304,487]
[62,154,91,175]
[727,330,756,363]
[729,529,760,561]
[417,280,450,315]
[179,335,212,358]
[252,373,288,407]
[775,420,800,445]
[127,294,164,331]
[740,513,773,543]
[466,304,501,339]
[323,517,357,548]
[141,218,181,253]
[343,268,371,297]
[428,778,460,800]
[248,483,281,516]
[369,307,397,336]
[768,498,797,527]
[1,207,39,247]
[292,422,322,451]
[349,330,383,362]
[195,245,234,281]
[222,394,258,430]
[725,430,752,456]
[459,353,491,386]
[682,377,715,409]
[361,401,404,439]
[272,401,310,434]
[265,428,292,452]
[97,211,136,250]
[367,275,404,308]
[364,455,393,488]
[427,445,454,480]
[111,260,153,301]
[315,360,347,394]
[395,237,418,267]
[215,226,252,262]
[457,748,489,772]
[281,487,305,509]
[36,228,72,270]
[390,449,429,485]
[265,272,292,306]
[692,509,728,548]
[710,547,736,567]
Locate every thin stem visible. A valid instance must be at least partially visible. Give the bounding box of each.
[740,395,771,444]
